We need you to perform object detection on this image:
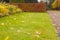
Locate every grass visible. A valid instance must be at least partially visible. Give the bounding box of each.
[0,12,58,40]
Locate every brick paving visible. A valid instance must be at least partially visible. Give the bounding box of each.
[47,11,60,40]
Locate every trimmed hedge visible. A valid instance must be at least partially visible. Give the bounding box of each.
[10,3,46,12]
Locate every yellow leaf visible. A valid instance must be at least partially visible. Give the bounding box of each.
[5,36,9,40]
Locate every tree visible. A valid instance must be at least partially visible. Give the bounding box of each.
[25,0,37,3]
[3,0,9,3]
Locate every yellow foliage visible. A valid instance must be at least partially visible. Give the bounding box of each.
[0,3,22,16]
[52,0,60,8]
[5,36,9,40]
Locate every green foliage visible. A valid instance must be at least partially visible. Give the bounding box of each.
[0,3,22,17]
[0,0,2,2]
[10,0,25,3]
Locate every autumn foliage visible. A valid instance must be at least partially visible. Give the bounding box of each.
[11,2,46,12]
[0,3,22,17]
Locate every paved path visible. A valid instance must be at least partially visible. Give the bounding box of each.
[47,11,60,39]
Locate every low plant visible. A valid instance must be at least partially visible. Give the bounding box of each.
[0,3,22,17]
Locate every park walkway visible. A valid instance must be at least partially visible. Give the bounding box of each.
[47,11,60,39]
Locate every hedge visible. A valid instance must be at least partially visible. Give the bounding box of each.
[10,3,46,12]
[10,0,25,3]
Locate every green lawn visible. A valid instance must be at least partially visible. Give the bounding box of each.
[0,12,58,40]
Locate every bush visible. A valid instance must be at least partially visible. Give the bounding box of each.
[16,3,46,12]
[0,3,22,17]
[10,0,25,3]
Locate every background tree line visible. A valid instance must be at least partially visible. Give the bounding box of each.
[0,0,38,3]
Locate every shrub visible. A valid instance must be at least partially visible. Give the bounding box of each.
[8,5,22,14]
[0,3,22,17]
[10,0,25,3]
[17,3,46,12]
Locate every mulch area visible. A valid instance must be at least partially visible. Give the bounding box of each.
[47,11,60,39]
